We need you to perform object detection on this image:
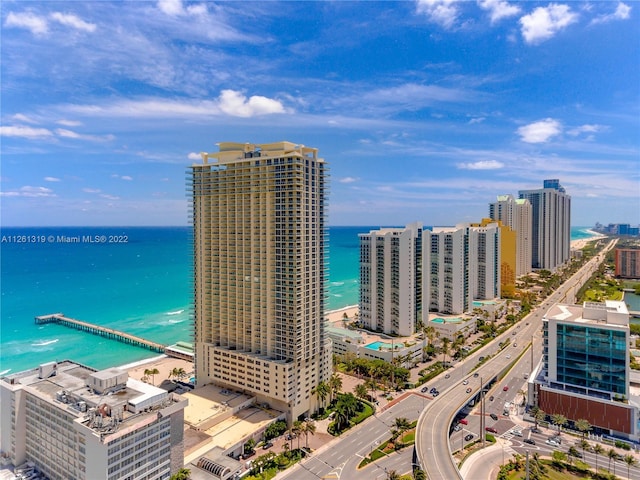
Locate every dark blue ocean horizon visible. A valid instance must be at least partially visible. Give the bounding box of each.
[0,225,598,375]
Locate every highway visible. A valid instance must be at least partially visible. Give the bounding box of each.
[415,238,617,480]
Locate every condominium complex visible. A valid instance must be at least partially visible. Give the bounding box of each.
[359,222,424,336]
[489,194,532,276]
[615,248,640,279]
[425,223,501,315]
[188,142,331,423]
[471,218,516,294]
[519,179,571,271]
[530,301,638,441]
[0,361,187,479]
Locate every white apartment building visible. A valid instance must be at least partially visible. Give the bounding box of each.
[0,361,187,480]
[359,222,424,336]
[188,142,332,423]
[489,194,532,276]
[519,179,571,271]
[425,224,501,315]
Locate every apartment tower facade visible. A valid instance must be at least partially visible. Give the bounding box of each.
[518,179,571,271]
[489,194,532,276]
[359,222,424,336]
[188,142,331,422]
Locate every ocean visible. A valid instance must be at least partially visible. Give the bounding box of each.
[0,225,596,374]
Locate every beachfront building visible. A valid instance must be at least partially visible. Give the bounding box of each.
[529,301,639,441]
[359,222,424,336]
[518,179,571,271]
[489,194,532,277]
[615,248,640,279]
[0,361,187,480]
[188,142,332,423]
[425,223,501,315]
[471,218,515,295]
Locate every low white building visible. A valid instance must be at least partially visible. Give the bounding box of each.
[428,315,477,341]
[0,360,187,480]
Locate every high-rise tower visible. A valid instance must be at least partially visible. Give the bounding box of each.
[489,194,532,276]
[518,179,571,271]
[188,141,331,422]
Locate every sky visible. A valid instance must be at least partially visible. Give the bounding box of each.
[1,0,638,227]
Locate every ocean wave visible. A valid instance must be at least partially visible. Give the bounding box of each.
[330,281,345,286]
[0,369,11,376]
[168,319,185,324]
[166,309,184,315]
[31,339,59,347]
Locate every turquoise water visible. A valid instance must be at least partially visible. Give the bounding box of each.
[0,225,597,374]
[431,318,444,324]
[625,292,640,312]
[365,341,393,350]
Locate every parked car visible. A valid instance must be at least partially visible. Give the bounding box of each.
[462,380,469,385]
[433,391,440,397]
[490,413,498,421]
[445,373,451,379]
[485,427,498,433]
[506,355,511,359]
[459,418,468,425]
[489,395,494,401]
[421,386,428,393]
[473,372,479,378]
[262,442,274,450]
[430,387,436,394]
[464,434,474,441]
[453,424,462,431]
[523,438,536,445]
[466,388,472,393]
[503,385,509,391]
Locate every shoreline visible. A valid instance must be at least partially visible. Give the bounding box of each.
[570,230,607,250]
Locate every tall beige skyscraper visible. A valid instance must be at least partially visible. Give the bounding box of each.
[489,194,532,277]
[188,141,331,422]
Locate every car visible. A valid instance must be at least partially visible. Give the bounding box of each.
[545,439,559,446]
[513,343,517,347]
[485,427,498,433]
[524,373,529,379]
[490,413,498,421]
[433,391,439,397]
[262,442,274,450]
[511,430,523,437]
[489,395,494,401]
[531,427,541,434]
[421,386,428,393]
[462,380,469,385]
[466,388,472,393]
[523,438,536,445]
[479,356,485,362]
[464,434,474,441]
[453,424,462,432]
[503,385,509,391]
[473,372,479,378]
[512,331,516,335]
[526,322,529,325]
[459,418,468,425]
[506,355,511,359]
[445,374,451,379]
[430,387,437,394]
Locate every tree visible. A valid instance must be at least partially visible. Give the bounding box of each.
[608,447,618,475]
[552,450,567,469]
[624,453,637,479]
[531,407,545,430]
[593,443,604,472]
[575,418,592,439]
[313,381,330,410]
[568,446,580,466]
[329,373,343,404]
[441,337,451,365]
[579,439,591,460]
[244,438,256,455]
[392,417,411,445]
[144,367,159,386]
[386,470,401,480]
[551,413,567,435]
[170,468,191,480]
[291,420,303,450]
[365,377,378,401]
[354,383,368,401]
[414,468,426,480]
[303,418,316,449]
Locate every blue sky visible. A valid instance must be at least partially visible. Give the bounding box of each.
[1,0,638,226]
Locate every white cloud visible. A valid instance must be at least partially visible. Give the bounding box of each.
[158,0,185,16]
[12,114,38,124]
[100,194,120,200]
[339,177,359,184]
[591,2,631,24]
[477,0,521,24]
[188,152,201,160]
[517,118,562,143]
[120,176,133,181]
[456,160,505,170]
[416,0,460,29]
[567,124,604,137]
[520,4,578,44]
[0,186,56,198]
[468,117,486,124]
[83,188,101,194]
[55,128,81,139]
[50,12,96,32]
[0,125,53,138]
[217,90,286,117]
[44,177,61,182]
[56,119,83,127]
[55,128,114,142]
[4,11,48,36]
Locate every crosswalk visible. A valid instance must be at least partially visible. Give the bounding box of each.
[501,425,523,441]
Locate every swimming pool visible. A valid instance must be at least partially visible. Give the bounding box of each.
[365,341,394,350]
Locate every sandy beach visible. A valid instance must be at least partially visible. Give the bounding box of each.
[570,229,607,250]
[124,356,193,386]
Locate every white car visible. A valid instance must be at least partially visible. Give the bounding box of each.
[462,380,469,385]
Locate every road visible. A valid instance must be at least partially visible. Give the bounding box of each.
[415,238,617,480]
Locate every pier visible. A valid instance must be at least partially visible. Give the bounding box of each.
[35,313,167,353]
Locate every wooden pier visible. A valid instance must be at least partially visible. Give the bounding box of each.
[35,313,167,353]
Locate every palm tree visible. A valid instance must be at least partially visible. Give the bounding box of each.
[386,470,401,480]
[303,418,316,449]
[567,446,580,466]
[354,383,368,401]
[441,337,451,366]
[365,377,377,401]
[624,453,637,479]
[393,417,411,445]
[551,413,567,435]
[593,443,604,472]
[169,468,191,480]
[144,367,159,386]
[608,447,618,475]
[329,373,343,404]
[291,420,303,450]
[532,407,545,430]
[579,439,591,461]
[313,381,330,410]
[575,418,592,439]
